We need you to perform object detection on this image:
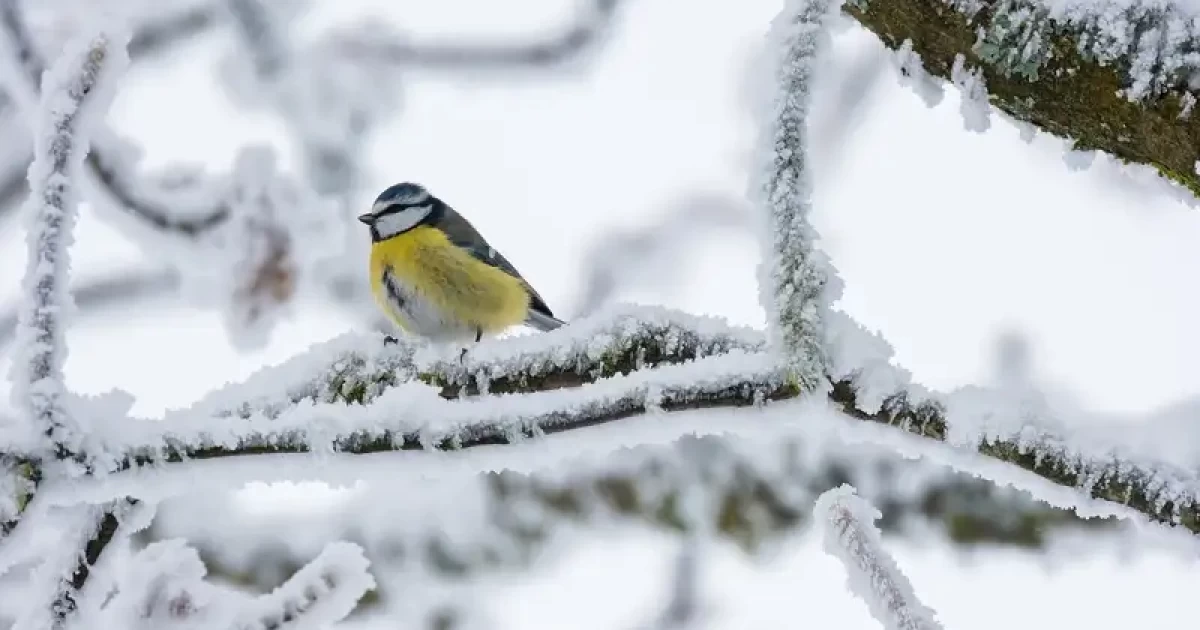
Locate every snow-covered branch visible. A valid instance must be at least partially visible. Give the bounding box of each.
[844,0,1200,202]
[816,485,944,630]
[756,0,844,390]
[45,304,1193,542]
[8,27,127,462]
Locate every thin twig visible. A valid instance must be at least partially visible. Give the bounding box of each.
[333,0,624,69]
[0,267,179,353]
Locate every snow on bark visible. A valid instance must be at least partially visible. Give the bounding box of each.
[7,28,128,463]
[815,485,944,630]
[755,0,846,391]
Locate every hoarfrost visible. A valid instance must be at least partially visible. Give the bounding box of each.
[950,53,990,132]
[892,40,944,108]
[754,0,846,390]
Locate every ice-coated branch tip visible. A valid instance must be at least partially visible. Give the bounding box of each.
[9,29,128,462]
[816,485,944,630]
[756,0,845,391]
[238,541,374,630]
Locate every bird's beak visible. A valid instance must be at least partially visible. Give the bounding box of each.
[357,213,375,225]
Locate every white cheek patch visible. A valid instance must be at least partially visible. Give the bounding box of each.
[373,204,432,239]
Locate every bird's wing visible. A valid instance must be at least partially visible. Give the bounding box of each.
[435,206,557,319]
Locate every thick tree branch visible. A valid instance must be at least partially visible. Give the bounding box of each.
[844,0,1200,199]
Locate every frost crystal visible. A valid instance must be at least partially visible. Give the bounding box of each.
[816,485,944,630]
[755,0,846,390]
[892,40,944,108]
[950,53,990,132]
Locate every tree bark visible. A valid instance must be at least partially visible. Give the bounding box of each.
[844,0,1200,199]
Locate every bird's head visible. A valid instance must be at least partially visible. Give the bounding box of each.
[358,182,436,241]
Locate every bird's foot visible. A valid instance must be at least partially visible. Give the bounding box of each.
[383,335,399,346]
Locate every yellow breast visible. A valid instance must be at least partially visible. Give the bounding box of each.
[369,226,531,334]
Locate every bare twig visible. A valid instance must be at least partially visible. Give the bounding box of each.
[332,0,625,70]
[573,193,750,317]
[126,3,220,57]
[0,267,179,352]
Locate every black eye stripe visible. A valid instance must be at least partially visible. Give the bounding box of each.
[375,203,422,216]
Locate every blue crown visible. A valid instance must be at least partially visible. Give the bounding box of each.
[375,182,430,206]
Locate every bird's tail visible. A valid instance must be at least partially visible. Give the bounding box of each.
[526,309,566,332]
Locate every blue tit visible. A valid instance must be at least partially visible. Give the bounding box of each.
[357,182,565,346]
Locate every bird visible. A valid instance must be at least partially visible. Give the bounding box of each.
[357,182,565,350]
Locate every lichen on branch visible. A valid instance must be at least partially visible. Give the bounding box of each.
[845,0,1200,199]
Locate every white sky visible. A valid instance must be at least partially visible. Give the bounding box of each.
[1,0,1198,625]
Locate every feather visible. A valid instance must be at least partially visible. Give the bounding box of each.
[430,201,559,321]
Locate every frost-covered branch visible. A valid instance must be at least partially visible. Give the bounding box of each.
[816,485,944,630]
[331,0,624,70]
[844,0,1200,201]
[756,0,844,390]
[64,305,1200,540]
[8,28,127,462]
